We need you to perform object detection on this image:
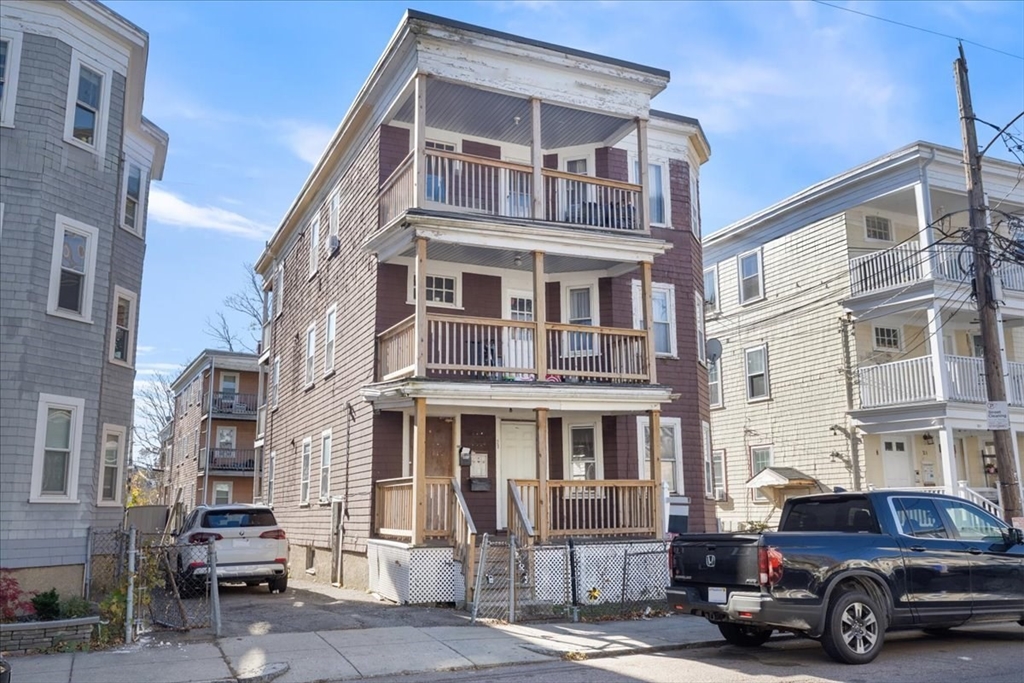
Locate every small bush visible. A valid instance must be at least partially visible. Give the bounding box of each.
[31,588,61,621]
[60,596,93,619]
[0,569,35,622]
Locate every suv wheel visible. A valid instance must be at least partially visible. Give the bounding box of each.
[822,589,885,664]
[718,623,773,647]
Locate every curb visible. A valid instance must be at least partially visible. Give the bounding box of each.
[529,633,797,662]
[212,661,289,683]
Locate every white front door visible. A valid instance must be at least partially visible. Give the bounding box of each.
[882,435,914,488]
[504,292,535,378]
[498,421,537,529]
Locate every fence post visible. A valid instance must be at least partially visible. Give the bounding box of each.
[471,534,488,625]
[83,527,93,600]
[508,535,516,624]
[208,538,221,637]
[125,527,136,643]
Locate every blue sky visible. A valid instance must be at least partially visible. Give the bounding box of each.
[103,0,1024,395]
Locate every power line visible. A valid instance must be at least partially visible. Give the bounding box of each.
[810,0,1024,61]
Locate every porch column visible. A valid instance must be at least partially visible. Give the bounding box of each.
[414,237,428,377]
[531,98,544,220]
[926,302,949,401]
[938,427,959,495]
[636,118,650,232]
[535,408,549,543]
[914,179,935,278]
[412,397,428,546]
[413,73,427,209]
[640,261,658,384]
[649,408,664,538]
[534,251,547,380]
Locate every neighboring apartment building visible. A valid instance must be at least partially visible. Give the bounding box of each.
[703,141,1024,531]
[253,10,712,598]
[165,350,261,509]
[0,1,167,595]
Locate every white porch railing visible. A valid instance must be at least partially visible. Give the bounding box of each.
[1009,362,1024,406]
[858,356,934,408]
[848,241,923,295]
[946,355,986,403]
[998,262,1024,292]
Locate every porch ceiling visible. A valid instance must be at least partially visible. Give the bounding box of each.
[400,240,628,274]
[391,79,632,148]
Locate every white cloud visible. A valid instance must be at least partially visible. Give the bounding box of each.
[149,187,273,240]
[279,121,335,165]
[135,362,183,377]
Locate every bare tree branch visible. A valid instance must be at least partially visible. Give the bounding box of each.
[224,261,263,349]
[133,370,176,467]
[204,311,247,352]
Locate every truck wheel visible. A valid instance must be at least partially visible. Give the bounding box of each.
[822,589,885,664]
[718,623,773,647]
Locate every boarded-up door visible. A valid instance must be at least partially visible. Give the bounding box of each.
[426,417,454,478]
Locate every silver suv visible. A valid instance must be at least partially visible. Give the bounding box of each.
[173,505,289,594]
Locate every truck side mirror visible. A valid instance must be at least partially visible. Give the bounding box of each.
[1002,527,1024,546]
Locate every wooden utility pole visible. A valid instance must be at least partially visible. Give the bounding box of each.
[955,45,1022,523]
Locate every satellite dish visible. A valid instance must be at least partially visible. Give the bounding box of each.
[706,338,722,364]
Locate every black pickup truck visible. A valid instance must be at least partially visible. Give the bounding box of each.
[667,491,1024,664]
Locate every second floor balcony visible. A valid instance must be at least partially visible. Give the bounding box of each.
[204,392,259,419]
[203,447,257,473]
[858,354,1024,409]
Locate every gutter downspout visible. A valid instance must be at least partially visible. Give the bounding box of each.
[203,358,215,505]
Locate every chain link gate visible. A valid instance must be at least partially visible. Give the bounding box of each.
[471,535,515,622]
[136,534,215,633]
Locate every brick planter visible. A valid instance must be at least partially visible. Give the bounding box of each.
[0,616,99,655]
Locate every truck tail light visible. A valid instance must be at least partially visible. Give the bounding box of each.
[260,529,287,540]
[189,532,223,544]
[758,546,783,587]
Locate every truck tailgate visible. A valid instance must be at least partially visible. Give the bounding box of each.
[672,534,761,591]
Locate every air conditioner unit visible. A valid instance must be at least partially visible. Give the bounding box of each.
[714,487,727,502]
[328,235,340,254]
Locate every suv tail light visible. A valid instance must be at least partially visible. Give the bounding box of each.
[189,532,223,544]
[260,529,287,540]
[758,546,783,587]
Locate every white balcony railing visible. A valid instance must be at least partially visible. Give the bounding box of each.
[850,243,1024,296]
[860,354,1024,408]
[946,355,986,403]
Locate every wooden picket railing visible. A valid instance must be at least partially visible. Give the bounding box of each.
[450,478,478,602]
[378,315,416,380]
[427,314,537,377]
[547,480,658,538]
[542,168,641,230]
[424,476,452,539]
[546,323,649,382]
[507,480,537,548]
[379,153,414,225]
[374,477,413,539]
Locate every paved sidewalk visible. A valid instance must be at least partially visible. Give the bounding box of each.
[7,615,724,683]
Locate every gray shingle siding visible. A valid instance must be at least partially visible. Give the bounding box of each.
[0,31,139,568]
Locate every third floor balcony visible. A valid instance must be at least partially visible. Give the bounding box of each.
[858,354,1024,409]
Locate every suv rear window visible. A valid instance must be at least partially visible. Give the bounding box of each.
[781,496,879,533]
[202,509,277,529]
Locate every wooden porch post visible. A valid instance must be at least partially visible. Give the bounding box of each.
[414,237,428,377]
[636,118,650,232]
[535,407,549,544]
[640,260,658,384]
[534,251,547,380]
[413,73,427,209]
[413,397,428,546]
[649,408,664,538]
[531,98,544,220]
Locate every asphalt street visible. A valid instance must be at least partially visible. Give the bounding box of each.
[382,624,1024,683]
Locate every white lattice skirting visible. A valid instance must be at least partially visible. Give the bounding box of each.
[367,539,463,604]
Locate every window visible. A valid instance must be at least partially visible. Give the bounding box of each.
[633,161,666,225]
[703,267,718,312]
[865,215,892,242]
[304,324,316,387]
[695,293,706,364]
[300,437,312,505]
[893,497,947,538]
[324,306,336,376]
[936,499,1005,542]
[708,358,722,408]
[274,264,284,317]
[745,345,770,401]
[426,275,456,305]
[48,215,99,321]
[750,445,773,502]
[121,163,144,234]
[567,285,596,354]
[873,326,901,351]
[308,217,319,276]
[320,429,332,501]
[30,394,85,502]
[271,356,281,408]
[213,482,232,506]
[98,424,126,504]
[329,192,340,239]
[109,287,138,366]
[631,281,677,357]
[690,171,700,237]
[566,423,602,481]
[637,416,683,494]
[0,30,23,127]
[266,452,276,506]
[702,421,713,497]
[711,449,726,499]
[63,54,108,152]
[738,248,764,304]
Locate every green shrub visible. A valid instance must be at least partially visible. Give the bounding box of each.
[60,596,93,619]
[31,588,61,621]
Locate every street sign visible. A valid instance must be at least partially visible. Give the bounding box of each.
[987,401,1010,431]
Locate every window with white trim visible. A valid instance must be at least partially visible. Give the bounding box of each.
[324,306,336,376]
[213,482,232,505]
[48,216,99,321]
[633,161,666,225]
[329,192,340,239]
[565,422,602,481]
[873,325,901,351]
[274,264,284,318]
[99,424,126,505]
[865,215,892,241]
[320,429,332,501]
[304,324,316,387]
[109,287,138,366]
[631,281,677,357]
[64,54,108,152]
[745,344,770,401]
[750,445,773,501]
[708,357,722,408]
[703,267,718,312]
[266,452,276,505]
[702,421,713,497]
[711,449,726,500]
[738,248,764,304]
[30,394,85,502]
[690,171,700,237]
[308,217,319,276]
[300,437,312,504]
[121,163,145,235]
[567,285,596,354]
[637,416,683,494]
[0,30,24,127]
[696,292,706,364]
[271,356,280,408]
[426,275,456,305]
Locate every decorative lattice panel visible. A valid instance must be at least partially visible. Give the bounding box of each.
[408,547,456,604]
[573,541,668,606]
[367,540,410,604]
